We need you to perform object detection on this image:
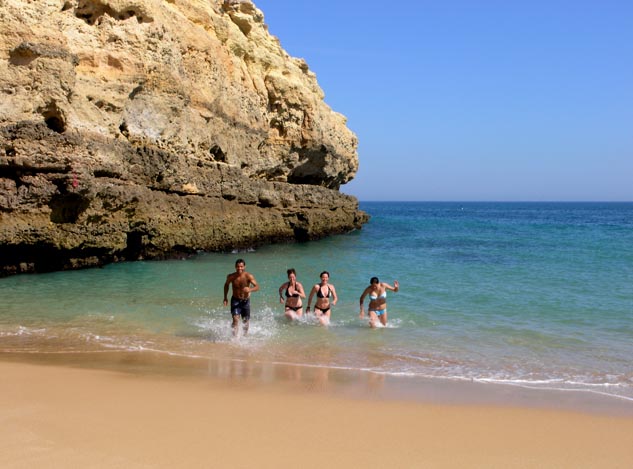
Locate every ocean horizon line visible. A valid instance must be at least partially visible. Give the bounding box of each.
[356,200,633,204]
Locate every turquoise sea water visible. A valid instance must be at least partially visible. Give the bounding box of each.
[1,202,632,402]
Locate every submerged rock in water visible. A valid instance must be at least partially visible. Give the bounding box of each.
[0,0,369,275]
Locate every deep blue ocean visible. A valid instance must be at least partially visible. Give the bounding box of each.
[1,202,632,401]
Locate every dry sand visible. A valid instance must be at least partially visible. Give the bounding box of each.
[1,359,633,468]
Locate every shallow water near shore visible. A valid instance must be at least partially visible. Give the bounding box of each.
[1,202,632,409]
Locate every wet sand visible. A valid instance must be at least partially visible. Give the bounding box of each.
[2,357,633,468]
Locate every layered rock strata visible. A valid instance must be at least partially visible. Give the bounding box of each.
[0,0,368,275]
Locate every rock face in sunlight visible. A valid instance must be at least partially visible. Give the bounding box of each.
[0,0,368,275]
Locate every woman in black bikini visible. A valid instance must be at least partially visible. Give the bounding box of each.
[278,268,306,320]
[306,271,338,326]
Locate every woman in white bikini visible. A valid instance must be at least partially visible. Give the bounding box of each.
[306,271,338,326]
[278,268,305,320]
[359,277,399,328]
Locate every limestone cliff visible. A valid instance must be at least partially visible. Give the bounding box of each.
[0,0,368,275]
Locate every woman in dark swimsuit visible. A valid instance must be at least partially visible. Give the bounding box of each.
[278,268,305,320]
[306,271,338,326]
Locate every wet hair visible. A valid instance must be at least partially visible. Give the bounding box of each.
[370,277,379,284]
[235,258,245,266]
[287,268,296,277]
[320,271,330,278]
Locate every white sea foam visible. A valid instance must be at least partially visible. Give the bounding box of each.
[0,326,48,337]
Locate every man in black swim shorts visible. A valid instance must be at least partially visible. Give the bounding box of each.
[230,297,251,321]
[223,259,259,336]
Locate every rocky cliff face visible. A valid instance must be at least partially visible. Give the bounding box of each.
[0,0,368,275]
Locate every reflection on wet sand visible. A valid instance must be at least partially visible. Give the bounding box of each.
[3,350,632,415]
[204,355,389,396]
[207,358,335,393]
[366,372,386,395]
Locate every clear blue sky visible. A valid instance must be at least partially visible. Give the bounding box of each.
[255,1,633,201]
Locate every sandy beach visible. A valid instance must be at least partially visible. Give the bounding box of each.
[2,358,632,469]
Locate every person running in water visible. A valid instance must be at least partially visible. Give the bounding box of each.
[278,268,306,320]
[223,258,259,336]
[306,271,338,326]
[359,277,399,328]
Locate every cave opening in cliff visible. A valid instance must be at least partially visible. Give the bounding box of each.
[0,244,62,275]
[73,1,152,25]
[39,102,67,134]
[49,193,90,224]
[292,226,310,242]
[45,116,65,134]
[125,232,144,260]
[209,145,227,163]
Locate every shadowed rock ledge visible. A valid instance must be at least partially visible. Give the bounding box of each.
[0,0,369,275]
